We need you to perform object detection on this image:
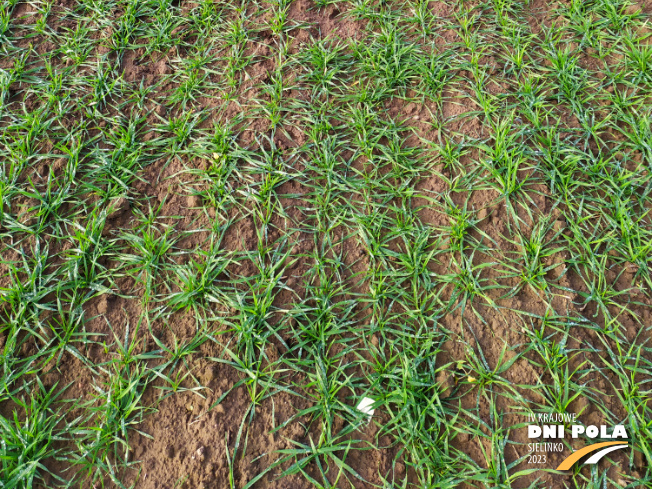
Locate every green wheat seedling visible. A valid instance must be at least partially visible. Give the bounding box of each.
[0,381,70,489]
[118,205,179,305]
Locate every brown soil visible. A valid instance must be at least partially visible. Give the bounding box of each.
[2,0,650,488]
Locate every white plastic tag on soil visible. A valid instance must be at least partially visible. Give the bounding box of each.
[357,397,375,419]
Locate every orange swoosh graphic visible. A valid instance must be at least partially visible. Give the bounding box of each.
[556,441,628,471]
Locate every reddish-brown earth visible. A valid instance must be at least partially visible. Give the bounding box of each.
[2,0,651,488]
